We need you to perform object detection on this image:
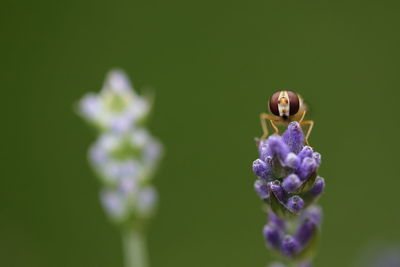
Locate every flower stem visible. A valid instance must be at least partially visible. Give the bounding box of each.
[122,228,149,267]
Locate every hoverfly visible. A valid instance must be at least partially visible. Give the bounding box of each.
[260,90,314,145]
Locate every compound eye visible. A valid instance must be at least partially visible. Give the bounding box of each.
[269,91,280,116]
[287,91,300,115]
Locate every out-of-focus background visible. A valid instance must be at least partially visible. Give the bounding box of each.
[1,0,400,266]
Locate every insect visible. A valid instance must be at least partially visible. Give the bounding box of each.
[259,90,314,145]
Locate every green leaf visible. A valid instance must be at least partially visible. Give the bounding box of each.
[296,171,317,194]
[268,187,296,219]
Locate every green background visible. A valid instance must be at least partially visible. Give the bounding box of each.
[1,0,399,266]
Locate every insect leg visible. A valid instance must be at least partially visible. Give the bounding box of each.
[260,113,279,140]
[270,120,279,134]
[299,110,306,123]
[300,120,314,146]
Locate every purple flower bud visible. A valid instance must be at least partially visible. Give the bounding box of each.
[287,195,304,213]
[309,177,325,197]
[267,135,290,162]
[295,218,316,246]
[268,180,285,202]
[298,146,313,162]
[304,205,322,225]
[282,122,304,154]
[264,224,282,249]
[254,180,269,200]
[281,235,300,256]
[282,174,301,193]
[297,157,317,181]
[268,211,285,230]
[252,159,271,180]
[312,152,321,166]
[284,153,300,169]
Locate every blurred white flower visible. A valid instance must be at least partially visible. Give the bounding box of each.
[79,69,163,224]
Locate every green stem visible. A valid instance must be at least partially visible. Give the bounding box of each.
[122,228,149,267]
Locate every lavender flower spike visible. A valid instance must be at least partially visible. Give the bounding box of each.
[252,121,325,266]
[78,70,163,267]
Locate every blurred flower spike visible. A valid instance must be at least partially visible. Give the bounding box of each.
[252,122,325,266]
[79,70,163,227]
